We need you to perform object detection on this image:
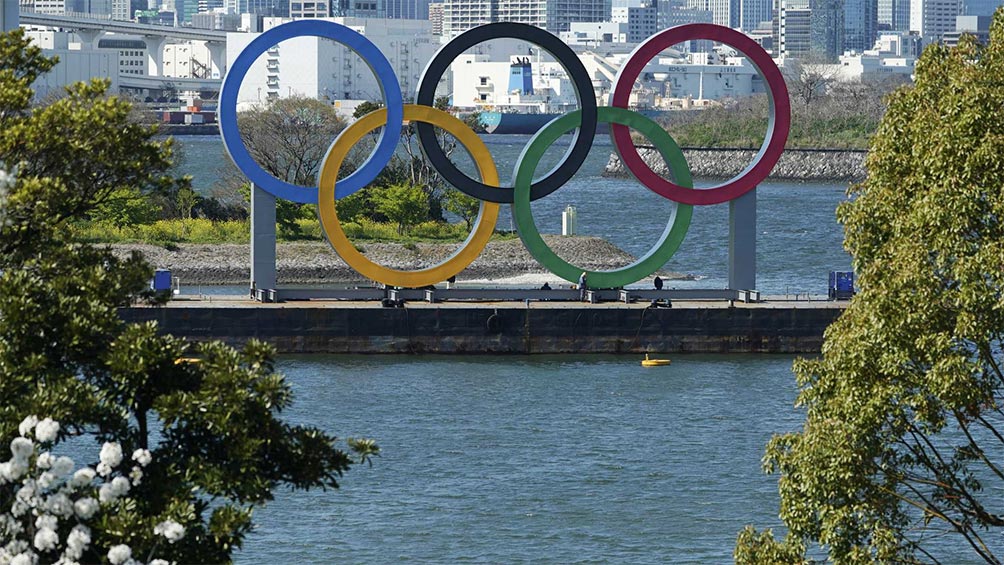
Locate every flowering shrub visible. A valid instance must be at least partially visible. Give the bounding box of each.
[0,417,185,565]
[0,30,376,565]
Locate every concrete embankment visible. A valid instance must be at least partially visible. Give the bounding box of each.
[605,147,867,183]
[120,298,845,354]
[111,236,696,286]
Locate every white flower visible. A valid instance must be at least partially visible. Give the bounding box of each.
[34,515,57,532]
[36,472,56,490]
[72,497,98,520]
[110,476,130,496]
[0,461,12,483]
[128,466,143,486]
[97,483,117,504]
[106,544,131,565]
[0,513,23,537]
[64,525,90,560]
[96,462,111,477]
[10,437,33,461]
[5,540,29,555]
[6,459,28,481]
[99,443,122,470]
[18,416,38,438]
[46,493,73,518]
[148,560,170,565]
[10,552,36,565]
[153,520,186,543]
[98,476,131,503]
[35,453,53,470]
[32,528,57,552]
[33,420,58,443]
[131,449,152,467]
[15,483,35,502]
[50,456,73,478]
[11,500,29,517]
[69,468,95,489]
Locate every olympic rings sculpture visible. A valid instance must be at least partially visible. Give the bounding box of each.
[219,20,791,289]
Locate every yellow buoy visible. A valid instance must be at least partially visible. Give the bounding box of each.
[641,353,671,367]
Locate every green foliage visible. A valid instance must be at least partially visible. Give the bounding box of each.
[176,184,198,220]
[734,527,807,565]
[371,182,432,235]
[91,185,161,226]
[443,188,481,230]
[73,218,252,244]
[236,182,315,236]
[659,78,896,150]
[0,29,375,562]
[737,16,1004,564]
[352,100,382,119]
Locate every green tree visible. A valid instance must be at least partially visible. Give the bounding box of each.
[221,96,346,236]
[0,29,375,563]
[736,18,1004,564]
[352,100,382,119]
[443,188,480,230]
[372,182,428,234]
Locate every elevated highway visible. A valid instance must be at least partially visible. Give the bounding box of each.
[19,10,228,79]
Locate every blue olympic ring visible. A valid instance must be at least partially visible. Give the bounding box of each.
[218,19,404,204]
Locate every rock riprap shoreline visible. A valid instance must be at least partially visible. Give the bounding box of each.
[111,236,695,285]
[605,147,867,182]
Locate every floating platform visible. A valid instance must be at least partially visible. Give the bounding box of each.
[120,295,846,355]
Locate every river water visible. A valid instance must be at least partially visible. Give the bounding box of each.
[170,135,988,563]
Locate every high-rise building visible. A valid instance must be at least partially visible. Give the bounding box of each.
[612,0,657,42]
[290,0,332,17]
[442,0,492,35]
[657,0,713,50]
[810,0,843,59]
[774,0,849,60]
[687,0,739,26]
[910,0,961,44]
[878,0,911,31]
[442,0,609,36]
[111,0,129,19]
[739,0,772,31]
[198,0,225,11]
[225,0,290,15]
[429,2,444,33]
[942,14,991,44]
[774,0,812,58]
[386,0,431,18]
[959,0,997,16]
[64,0,113,15]
[844,0,877,51]
[331,0,386,17]
[32,0,68,14]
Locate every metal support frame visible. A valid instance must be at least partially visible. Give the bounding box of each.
[249,184,760,302]
[728,187,757,291]
[250,184,277,294]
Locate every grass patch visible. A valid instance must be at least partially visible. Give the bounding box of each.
[73,218,520,245]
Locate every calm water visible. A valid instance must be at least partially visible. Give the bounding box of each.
[238,355,805,564]
[162,136,987,562]
[173,134,852,295]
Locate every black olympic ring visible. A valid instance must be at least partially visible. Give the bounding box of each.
[414,22,598,204]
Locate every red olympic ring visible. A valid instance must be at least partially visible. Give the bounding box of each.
[609,24,791,206]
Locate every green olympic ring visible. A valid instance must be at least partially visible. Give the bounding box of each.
[512,106,694,289]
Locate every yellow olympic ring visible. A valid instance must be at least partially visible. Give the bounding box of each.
[318,104,501,288]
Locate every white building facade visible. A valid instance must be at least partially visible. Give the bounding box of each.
[227,17,439,105]
[910,0,961,44]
